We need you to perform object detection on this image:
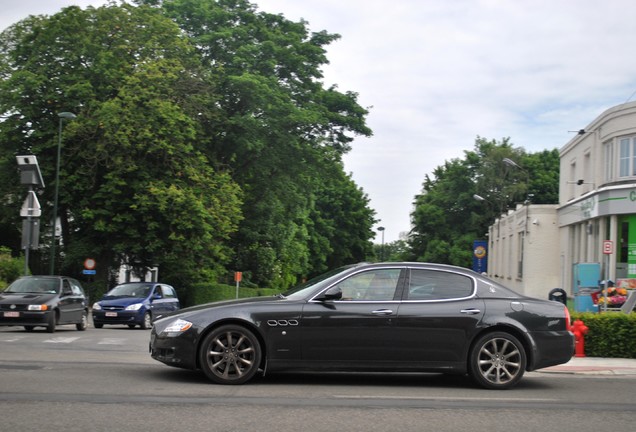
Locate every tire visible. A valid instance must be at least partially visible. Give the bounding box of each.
[76,311,88,331]
[94,323,103,329]
[140,312,152,330]
[128,324,137,329]
[199,324,262,385]
[24,326,34,332]
[46,312,57,333]
[469,331,526,390]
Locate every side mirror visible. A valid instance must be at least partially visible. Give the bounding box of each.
[319,286,342,301]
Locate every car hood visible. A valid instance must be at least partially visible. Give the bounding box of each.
[97,296,147,307]
[0,292,57,304]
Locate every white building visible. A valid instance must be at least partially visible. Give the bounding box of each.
[486,101,636,299]
[558,101,636,294]
[486,203,560,299]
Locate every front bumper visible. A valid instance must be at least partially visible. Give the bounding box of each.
[0,310,52,327]
[149,326,198,370]
[92,309,144,326]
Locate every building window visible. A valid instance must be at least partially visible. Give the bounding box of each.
[618,136,636,177]
[604,140,614,181]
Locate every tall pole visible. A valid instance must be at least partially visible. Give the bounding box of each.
[377,226,385,261]
[50,112,76,275]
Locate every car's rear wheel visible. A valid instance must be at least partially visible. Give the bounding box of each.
[140,312,152,330]
[24,326,34,332]
[199,324,262,385]
[469,331,526,390]
[94,323,103,328]
[76,311,88,331]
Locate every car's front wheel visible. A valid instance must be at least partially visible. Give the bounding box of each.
[76,311,88,331]
[199,324,262,385]
[469,331,526,390]
[46,311,57,333]
[140,312,152,330]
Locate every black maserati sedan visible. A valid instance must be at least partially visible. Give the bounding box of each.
[150,262,574,389]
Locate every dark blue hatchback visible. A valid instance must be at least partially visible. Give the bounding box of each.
[92,282,179,329]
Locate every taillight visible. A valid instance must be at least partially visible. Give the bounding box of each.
[564,305,572,331]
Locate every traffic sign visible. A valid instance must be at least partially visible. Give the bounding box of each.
[84,258,96,270]
[20,191,41,217]
[603,240,613,255]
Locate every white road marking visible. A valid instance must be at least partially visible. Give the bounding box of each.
[43,337,81,344]
[97,338,126,345]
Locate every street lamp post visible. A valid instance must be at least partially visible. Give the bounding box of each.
[377,226,385,261]
[50,111,76,275]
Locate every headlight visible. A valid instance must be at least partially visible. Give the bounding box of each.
[125,303,143,311]
[27,304,48,311]
[162,319,193,335]
[92,303,102,310]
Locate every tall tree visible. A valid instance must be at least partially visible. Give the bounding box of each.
[0,4,242,283]
[409,137,558,267]
[138,0,373,286]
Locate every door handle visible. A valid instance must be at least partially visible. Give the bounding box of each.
[372,309,394,315]
[460,308,481,315]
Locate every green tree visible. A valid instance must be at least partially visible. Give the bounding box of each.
[0,4,242,284]
[409,137,559,267]
[138,0,373,287]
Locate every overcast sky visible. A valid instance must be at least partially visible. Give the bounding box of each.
[3,1,636,243]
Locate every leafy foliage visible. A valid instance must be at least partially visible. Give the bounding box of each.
[409,137,559,267]
[0,4,241,283]
[137,0,374,286]
[0,247,24,288]
[0,0,374,290]
[572,312,636,358]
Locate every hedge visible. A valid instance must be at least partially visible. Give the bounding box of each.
[571,312,636,358]
[188,282,280,306]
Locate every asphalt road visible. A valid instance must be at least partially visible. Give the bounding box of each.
[1,324,635,432]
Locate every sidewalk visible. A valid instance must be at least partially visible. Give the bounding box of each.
[537,356,636,375]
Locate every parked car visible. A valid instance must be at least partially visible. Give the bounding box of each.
[150,262,574,390]
[0,275,89,333]
[92,282,180,329]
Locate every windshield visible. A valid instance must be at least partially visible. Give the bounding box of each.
[5,277,59,294]
[282,264,359,300]
[105,283,152,298]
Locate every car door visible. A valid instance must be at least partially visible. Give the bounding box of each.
[160,285,180,312]
[57,278,81,323]
[300,267,406,366]
[150,285,179,317]
[394,268,485,368]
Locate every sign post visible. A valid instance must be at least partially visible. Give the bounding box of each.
[602,240,613,312]
[234,271,242,299]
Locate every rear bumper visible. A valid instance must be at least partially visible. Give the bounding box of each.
[528,330,575,370]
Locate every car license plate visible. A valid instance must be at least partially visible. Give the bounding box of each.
[105,312,118,317]
[3,311,20,318]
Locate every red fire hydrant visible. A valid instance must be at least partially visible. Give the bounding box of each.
[572,319,589,357]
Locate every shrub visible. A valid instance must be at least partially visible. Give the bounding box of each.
[571,312,636,358]
[188,282,280,307]
[0,247,24,288]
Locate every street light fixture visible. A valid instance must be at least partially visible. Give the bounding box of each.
[50,111,76,275]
